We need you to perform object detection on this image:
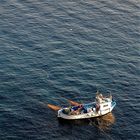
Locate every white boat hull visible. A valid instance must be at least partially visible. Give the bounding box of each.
[58,101,116,120]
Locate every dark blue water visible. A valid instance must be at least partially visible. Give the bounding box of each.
[0,0,140,139]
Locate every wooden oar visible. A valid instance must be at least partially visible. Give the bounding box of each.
[67,100,81,106]
[47,104,61,111]
[47,99,81,111]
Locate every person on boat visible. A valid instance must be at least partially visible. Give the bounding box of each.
[109,94,112,100]
[69,105,83,115]
[99,94,103,99]
[96,103,100,113]
[71,105,80,111]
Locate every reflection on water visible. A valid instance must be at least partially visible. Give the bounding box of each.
[94,113,115,131]
[58,113,115,131]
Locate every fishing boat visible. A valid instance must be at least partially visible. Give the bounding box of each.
[57,93,116,120]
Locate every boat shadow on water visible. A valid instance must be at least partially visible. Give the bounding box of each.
[58,112,115,131]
